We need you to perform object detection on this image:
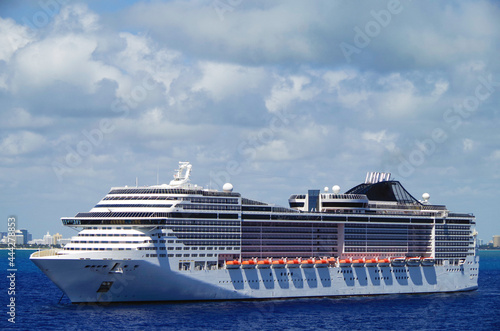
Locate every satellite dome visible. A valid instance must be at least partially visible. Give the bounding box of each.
[332,185,341,194]
[223,183,233,192]
[324,186,329,192]
[422,193,430,201]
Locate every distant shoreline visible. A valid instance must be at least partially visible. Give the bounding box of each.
[0,248,46,250]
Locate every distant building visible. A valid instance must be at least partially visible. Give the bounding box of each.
[17,229,29,244]
[1,229,33,245]
[29,239,45,245]
[43,231,53,245]
[493,235,500,248]
[15,234,24,245]
[52,233,63,245]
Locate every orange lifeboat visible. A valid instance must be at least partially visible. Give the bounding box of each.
[272,259,286,268]
[338,258,352,266]
[327,257,336,265]
[352,259,365,267]
[257,259,271,268]
[365,258,378,267]
[225,260,241,269]
[286,259,300,268]
[242,260,256,269]
[314,259,329,268]
[301,259,314,268]
[377,258,390,266]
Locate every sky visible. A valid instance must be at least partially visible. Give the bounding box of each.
[0,0,499,241]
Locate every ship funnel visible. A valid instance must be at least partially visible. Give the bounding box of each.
[365,172,391,184]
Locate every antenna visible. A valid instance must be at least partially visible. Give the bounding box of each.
[136,177,138,187]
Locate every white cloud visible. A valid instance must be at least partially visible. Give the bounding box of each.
[0,131,48,156]
[112,107,218,143]
[0,108,53,128]
[462,138,474,152]
[431,80,449,98]
[253,140,292,161]
[488,150,500,161]
[248,122,329,162]
[322,70,357,92]
[12,33,124,94]
[0,17,32,62]
[192,61,267,101]
[114,32,182,96]
[265,75,320,113]
[375,74,419,116]
[53,3,100,33]
[363,130,391,144]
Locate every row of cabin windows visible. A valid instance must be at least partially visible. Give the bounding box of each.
[345,228,432,234]
[346,224,433,229]
[103,196,239,204]
[139,246,238,251]
[181,204,241,211]
[78,233,145,237]
[65,247,132,251]
[145,253,214,258]
[435,248,471,252]
[345,247,430,253]
[435,225,470,230]
[154,221,240,227]
[345,235,431,240]
[71,240,143,244]
[435,242,473,247]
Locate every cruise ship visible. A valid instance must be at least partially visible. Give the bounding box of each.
[31,162,479,303]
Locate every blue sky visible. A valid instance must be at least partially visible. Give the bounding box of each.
[1,0,499,241]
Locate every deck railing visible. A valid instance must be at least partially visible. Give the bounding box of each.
[30,249,62,258]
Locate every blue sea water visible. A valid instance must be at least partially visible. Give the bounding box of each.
[1,250,499,330]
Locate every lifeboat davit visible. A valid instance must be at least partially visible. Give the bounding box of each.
[257,259,271,268]
[272,259,286,268]
[406,257,421,266]
[286,259,300,268]
[352,259,365,267]
[301,259,314,268]
[225,260,241,269]
[338,258,352,267]
[421,257,435,266]
[314,259,329,268]
[391,257,406,267]
[242,260,256,269]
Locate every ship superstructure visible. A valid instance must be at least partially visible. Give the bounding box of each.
[31,163,479,303]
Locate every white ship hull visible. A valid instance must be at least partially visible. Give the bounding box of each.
[31,252,479,303]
